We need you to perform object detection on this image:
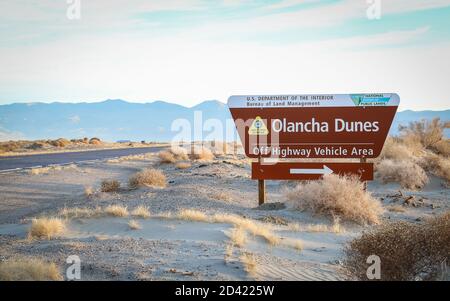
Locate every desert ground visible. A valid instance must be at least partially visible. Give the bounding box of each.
[0,137,449,281]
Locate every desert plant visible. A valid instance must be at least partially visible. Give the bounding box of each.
[344,212,450,280]
[89,137,102,145]
[379,137,414,161]
[131,205,151,218]
[240,252,257,276]
[226,227,247,247]
[104,205,129,217]
[128,220,141,230]
[158,151,176,163]
[285,174,383,225]
[101,180,120,192]
[0,258,62,281]
[190,146,214,161]
[177,209,209,222]
[84,186,94,198]
[128,168,167,188]
[375,159,428,190]
[418,152,450,183]
[399,118,450,149]
[28,217,66,239]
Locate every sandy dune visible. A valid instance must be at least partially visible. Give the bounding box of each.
[0,151,448,280]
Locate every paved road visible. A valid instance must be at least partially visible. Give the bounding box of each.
[0,146,164,171]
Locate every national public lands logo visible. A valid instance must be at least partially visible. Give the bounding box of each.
[351,94,391,106]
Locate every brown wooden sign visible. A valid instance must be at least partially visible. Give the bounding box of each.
[228,94,400,159]
[252,162,374,181]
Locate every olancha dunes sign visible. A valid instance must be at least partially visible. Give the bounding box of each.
[228,94,399,195]
[228,94,400,159]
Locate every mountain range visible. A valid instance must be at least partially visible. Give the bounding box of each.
[0,99,448,142]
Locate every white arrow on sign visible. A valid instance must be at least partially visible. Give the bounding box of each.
[290,165,334,175]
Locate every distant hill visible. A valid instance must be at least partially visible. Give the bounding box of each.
[0,99,448,141]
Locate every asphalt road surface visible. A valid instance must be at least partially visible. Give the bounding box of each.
[0,146,164,171]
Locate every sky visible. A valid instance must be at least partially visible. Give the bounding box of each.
[0,0,450,110]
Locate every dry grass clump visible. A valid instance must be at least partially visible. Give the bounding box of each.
[101,179,121,192]
[379,137,414,160]
[344,212,450,280]
[418,152,450,183]
[158,146,189,163]
[28,217,66,239]
[0,258,63,281]
[84,186,94,198]
[158,150,176,163]
[375,159,428,190]
[226,227,248,248]
[104,205,129,217]
[432,139,450,157]
[131,205,151,218]
[175,162,191,169]
[400,118,449,150]
[129,168,167,188]
[190,147,215,161]
[128,220,141,230]
[48,138,70,148]
[285,174,383,225]
[212,213,280,246]
[177,209,209,222]
[240,252,257,276]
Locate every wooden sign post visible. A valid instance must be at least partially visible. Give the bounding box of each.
[228,94,400,205]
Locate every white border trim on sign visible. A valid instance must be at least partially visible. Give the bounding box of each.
[227,93,400,108]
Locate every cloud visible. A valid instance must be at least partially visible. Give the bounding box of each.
[69,115,81,124]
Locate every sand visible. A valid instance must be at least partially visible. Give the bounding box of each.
[0,151,448,280]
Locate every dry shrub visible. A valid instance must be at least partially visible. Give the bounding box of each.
[101,180,120,192]
[131,205,151,218]
[128,220,141,230]
[418,152,450,183]
[400,118,449,149]
[376,159,429,190]
[240,252,257,276]
[128,168,167,188]
[89,137,102,145]
[285,174,383,225]
[212,213,280,245]
[0,258,62,281]
[158,151,176,163]
[84,186,94,198]
[28,217,65,239]
[432,139,450,157]
[379,137,413,161]
[48,138,70,148]
[226,227,248,247]
[344,212,450,280]
[169,146,189,160]
[175,162,191,169]
[104,205,129,217]
[159,146,189,163]
[177,209,209,222]
[190,147,214,161]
